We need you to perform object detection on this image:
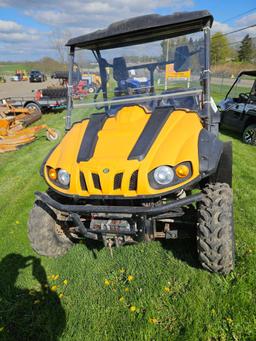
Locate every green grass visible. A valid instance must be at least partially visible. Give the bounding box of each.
[0,95,256,341]
[0,63,29,75]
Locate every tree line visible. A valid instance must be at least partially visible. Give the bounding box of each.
[211,32,256,65]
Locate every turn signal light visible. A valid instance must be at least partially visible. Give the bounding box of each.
[48,168,57,180]
[176,164,190,178]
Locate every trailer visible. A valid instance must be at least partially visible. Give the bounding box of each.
[3,95,67,114]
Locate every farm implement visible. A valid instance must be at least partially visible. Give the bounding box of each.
[0,100,58,153]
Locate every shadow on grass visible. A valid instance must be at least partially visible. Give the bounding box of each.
[83,239,104,259]
[220,128,242,142]
[81,229,201,270]
[161,237,201,270]
[0,253,66,341]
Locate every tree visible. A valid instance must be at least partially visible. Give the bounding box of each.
[51,30,73,64]
[238,34,254,62]
[210,32,231,65]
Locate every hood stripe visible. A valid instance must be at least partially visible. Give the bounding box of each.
[77,113,106,162]
[128,106,173,161]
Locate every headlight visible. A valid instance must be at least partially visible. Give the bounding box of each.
[58,169,70,186]
[149,162,192,189]
[153,166,174,185]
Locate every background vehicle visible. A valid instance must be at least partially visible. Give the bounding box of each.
[11,70,28,81]
[81,72,101,93]
[29,10,235,274]
[6,87,67,114]
[51,69,93,96]
[218,70,256,145]
[29,70,47,83]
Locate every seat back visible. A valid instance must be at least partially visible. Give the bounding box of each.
[113,57,129,82]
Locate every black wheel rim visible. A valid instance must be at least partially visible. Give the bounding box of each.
[244,128,256,145]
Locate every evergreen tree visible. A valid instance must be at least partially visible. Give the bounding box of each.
[238,34,254,62]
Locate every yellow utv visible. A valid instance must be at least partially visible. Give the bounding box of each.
[28,10,235,274]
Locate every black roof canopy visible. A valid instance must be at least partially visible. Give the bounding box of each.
[66,10,213,50]
[238,70,256,78]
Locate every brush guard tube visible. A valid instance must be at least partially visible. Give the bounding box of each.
[34,191,202,216]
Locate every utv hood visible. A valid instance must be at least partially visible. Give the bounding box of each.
[44,105,203,197]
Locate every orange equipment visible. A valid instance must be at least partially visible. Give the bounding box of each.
[0,101,59,153]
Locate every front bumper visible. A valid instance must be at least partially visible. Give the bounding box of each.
[35,191,202,217]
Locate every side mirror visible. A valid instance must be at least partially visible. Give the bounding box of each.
[174,45,190,72]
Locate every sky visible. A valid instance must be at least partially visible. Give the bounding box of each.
[0,0,256,61]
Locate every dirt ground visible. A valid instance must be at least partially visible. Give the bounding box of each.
[0,76,60,99]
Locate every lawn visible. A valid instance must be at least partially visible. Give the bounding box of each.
[0,63,29,75]
[0,93,256,341]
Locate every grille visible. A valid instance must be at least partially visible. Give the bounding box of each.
[114,173,123,190]
[80,171,88,191]
[129,170,138,191]
[92,173,101,190]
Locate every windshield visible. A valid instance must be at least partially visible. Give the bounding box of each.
[226,74,256,100]
[72,31,205,119]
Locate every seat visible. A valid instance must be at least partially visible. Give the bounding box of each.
[113,57,129,82]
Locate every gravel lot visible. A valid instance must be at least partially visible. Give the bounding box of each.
[0,76,59,99]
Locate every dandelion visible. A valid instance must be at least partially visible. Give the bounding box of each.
[124,287,129,292]
[119,296,125,302]
[51,285,57,292]
[58,293,64,299]
[63,279,68,285]
[164,287,170,293]
[130,305,137,312]
[33,300,40,304]
[226,317,233,325]
[127,275,134,282]
[148,318,158,324]
[104,279,111,286]
[51,275,55,280]
[0,326,4,332]
[15,220,20,224]
[54,275,59,280]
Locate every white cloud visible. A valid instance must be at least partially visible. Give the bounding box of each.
[0,19,22,32]
[212,21,232,34]
[0,31,37,42]
[23,0,195,30]
[236,13,256,27]
[212,16,256,43]
[0,0,197,60]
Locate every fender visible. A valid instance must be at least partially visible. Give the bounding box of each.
[198,129,223,177]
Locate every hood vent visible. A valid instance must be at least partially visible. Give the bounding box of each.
[129,170,138,191]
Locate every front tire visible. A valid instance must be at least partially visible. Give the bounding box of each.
[197,183,235,274]
[242,124,256,145]
[28,201,74,257]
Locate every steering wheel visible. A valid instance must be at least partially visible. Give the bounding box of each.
[239,93,249,102]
